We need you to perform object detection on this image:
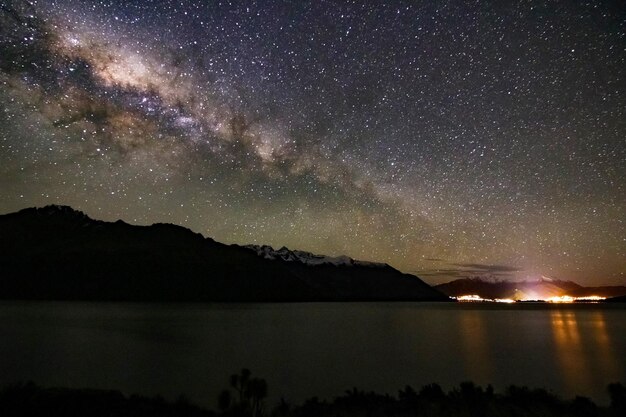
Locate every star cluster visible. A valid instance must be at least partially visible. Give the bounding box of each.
[1,0,624,285]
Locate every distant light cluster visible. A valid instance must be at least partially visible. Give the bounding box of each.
[0,0,624,285]
[453,295,606,303]
[454,295,516,303]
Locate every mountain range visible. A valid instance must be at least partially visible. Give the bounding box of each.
[0,205,448,302]
[435,277,626,300]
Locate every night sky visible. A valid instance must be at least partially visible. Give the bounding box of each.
[1,0,624,285]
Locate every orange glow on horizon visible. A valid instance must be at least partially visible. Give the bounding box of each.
[452,294,606,303]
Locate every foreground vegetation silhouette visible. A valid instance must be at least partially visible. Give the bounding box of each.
[218,369,268,417]
[1,376,625,417]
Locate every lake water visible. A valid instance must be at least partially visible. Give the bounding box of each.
[0,302,624,407]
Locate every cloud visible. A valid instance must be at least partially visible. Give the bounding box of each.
[452,263,522,273]
[411,269,464,277]
[413,262,523,284]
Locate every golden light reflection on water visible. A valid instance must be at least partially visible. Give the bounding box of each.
[551,310,587,393]
[550,310,618,396]
[589,311,619,385]
[459,311,492,383]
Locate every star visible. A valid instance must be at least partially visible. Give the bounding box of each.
[0,0,624,285]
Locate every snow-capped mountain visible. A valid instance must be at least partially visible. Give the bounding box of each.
[242,244,386,268]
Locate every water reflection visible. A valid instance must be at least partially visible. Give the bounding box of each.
[551,310,587,393]
[550,309,620,397]
[459,310,492,383]
[0,302,624,406]
[589,311,619,386]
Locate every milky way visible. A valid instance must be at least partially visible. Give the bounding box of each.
[1,0,624,285]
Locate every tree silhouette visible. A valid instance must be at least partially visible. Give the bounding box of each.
[230,368,251,403]
[247,377,268,417]
[220,369,268,417]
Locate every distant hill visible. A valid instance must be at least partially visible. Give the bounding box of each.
[436,277,626,300]
[605,294,626,303]
[0,205,448,302]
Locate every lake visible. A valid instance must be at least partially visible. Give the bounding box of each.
[0,301,624,407]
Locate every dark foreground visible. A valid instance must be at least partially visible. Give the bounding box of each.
[2,379,625,417]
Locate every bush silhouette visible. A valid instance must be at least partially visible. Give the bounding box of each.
[608,382,626,415]
[1,378,624,417]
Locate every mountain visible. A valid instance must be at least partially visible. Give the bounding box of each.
[435,277,626,300]
[0,205,448,302]
[243,244,386,267]
[605,295,626,303]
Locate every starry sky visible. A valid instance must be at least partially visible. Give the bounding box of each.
[1,0,624,285]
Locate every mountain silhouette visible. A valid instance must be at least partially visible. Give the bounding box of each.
[605,294,626,303]
[0,205,448,302]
